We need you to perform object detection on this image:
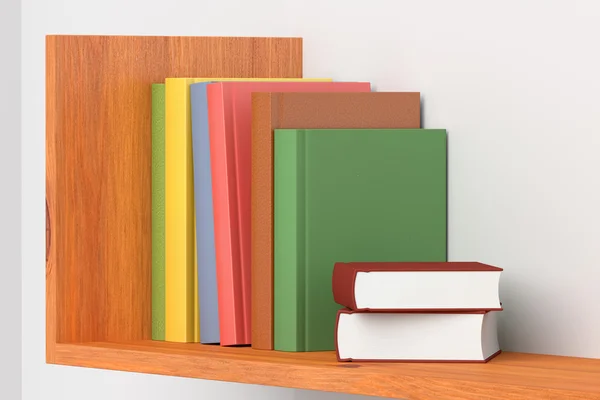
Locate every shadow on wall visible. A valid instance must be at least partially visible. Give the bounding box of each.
[295,389,396,400]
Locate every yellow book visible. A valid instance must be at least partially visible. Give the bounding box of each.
[164,77,332,343]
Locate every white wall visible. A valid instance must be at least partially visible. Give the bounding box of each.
[1,0,21,398]
[21,0,600,399]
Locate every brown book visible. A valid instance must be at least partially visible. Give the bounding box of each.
[250,92,421,349]
[332,261,503,312]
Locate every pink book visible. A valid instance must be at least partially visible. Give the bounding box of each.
[207,81,371,346]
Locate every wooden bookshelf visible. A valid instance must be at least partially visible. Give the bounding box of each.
[46,35,600,399]
[52,341,600,399]
[45,34,302,352]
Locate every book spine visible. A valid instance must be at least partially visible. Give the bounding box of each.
[191,85,200,344]
[151,84,166,341]
[165,79,198,343]
[191,83,221,344]
[208,84,246,346]
[274,129,306,351]
[251,92,275,350]
[331,263,358,310]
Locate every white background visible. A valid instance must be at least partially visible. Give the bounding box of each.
[13,0,600,399]
[1,0,21,398]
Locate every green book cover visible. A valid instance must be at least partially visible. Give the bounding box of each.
[152,83,166,340]
[274,128,447,351]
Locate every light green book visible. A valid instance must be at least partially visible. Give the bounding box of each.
[152,83,166,340]
[274,128,447,352]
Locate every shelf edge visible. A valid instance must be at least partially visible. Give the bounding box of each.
[51,343,600,400]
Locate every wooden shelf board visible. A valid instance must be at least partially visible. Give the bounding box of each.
[51,341,600,399]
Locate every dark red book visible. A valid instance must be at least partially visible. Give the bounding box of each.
[335,308,502,363]
[332,262,503,312]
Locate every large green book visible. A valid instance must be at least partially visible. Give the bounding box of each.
[274,128,447,351]
[152,84,166,340]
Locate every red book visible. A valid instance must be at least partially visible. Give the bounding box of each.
[335,308,502,363]
[332,262,503,312]
[207,81,371,346]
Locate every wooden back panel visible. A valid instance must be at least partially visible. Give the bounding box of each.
[46,35,303,360]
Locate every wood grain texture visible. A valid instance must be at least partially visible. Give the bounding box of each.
[46,35,303,349]
[46,41,57,363]
[54,342,600,400]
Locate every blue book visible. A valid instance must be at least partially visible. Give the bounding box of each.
[190,82,219,344]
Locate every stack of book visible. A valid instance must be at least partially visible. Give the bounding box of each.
[150,72,501,360]
[332,261,503,362]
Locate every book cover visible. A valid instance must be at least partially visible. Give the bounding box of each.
[251,92,421,350]
[335,309,501,362]
[189,78,332,344]
[274,128,447,351]
[166,77,331,343]
[152,83,166,341]
[332,261,503,312]
[165,78,199,343]
[206,81,371,346]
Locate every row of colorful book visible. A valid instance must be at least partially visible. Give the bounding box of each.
[151,77,502,360]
